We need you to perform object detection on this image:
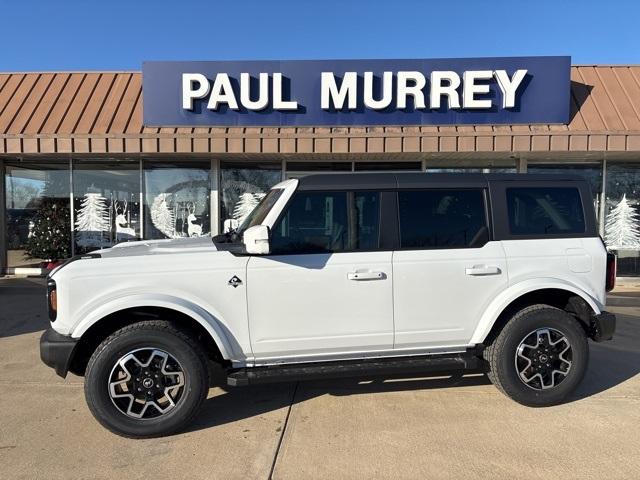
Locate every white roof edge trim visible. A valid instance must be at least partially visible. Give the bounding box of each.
[272,178,298,189]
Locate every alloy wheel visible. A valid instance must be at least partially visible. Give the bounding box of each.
[108,348,185,419]
[514,328,572,390]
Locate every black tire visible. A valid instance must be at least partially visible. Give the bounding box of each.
[84,320,210,438]
[484,304,588,407]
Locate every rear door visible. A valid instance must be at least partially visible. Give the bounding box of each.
[392,187,508,349]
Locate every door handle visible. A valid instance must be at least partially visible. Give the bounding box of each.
[465,265,501,276]
[347,271,386,281]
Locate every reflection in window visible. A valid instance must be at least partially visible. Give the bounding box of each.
[220,162,281,232]
[5,163,71,267]
[271,191,380,254]
[604,163,640,275]
[73,162,140,253]
[528,164,602,221]
[507,187,585,235]
[425,167,517,173]
[144,162,210,239]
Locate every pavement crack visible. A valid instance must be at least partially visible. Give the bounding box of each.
[268,381,299,480]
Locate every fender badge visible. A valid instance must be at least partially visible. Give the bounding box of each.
[228,275,242,288]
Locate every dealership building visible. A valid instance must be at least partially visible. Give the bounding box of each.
[2,57,640,275]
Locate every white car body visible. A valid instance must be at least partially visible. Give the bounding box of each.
[47,175,608,369]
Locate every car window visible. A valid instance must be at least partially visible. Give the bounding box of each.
[237,188,283,234]
[398,189,488,249]
[506,187,585,235]
[271,191,380,254]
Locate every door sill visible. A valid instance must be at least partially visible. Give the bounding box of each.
[227,350,482,386]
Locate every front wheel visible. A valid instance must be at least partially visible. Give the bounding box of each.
[484,304,588,407]
[84,321,210,438]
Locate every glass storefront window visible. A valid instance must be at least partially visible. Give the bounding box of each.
[144,162,211,239]
[425,167,517,173]
[72,162,140,254]
[604,163,640,276]
[286,162,352,179]
[354,162,422,171]
[5,163,71,267]
[220,162,282,232]
[527,163,603,221]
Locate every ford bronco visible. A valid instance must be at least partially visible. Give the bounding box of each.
[40,173,616,438]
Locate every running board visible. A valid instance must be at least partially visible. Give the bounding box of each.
[226,352,480,387]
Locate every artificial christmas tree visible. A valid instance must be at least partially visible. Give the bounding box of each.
[232,192,263,225]
[24,198,71,263]
[75,192,110,248]
[150,193,177,238]
[605,194,640,249]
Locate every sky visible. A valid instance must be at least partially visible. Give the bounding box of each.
[0,0,638,71]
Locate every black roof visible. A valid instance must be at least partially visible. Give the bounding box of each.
[296,172,586,191]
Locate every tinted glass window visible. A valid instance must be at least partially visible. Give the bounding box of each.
[237,188,283,234]
[398,189,488,249]
[507,187,585,235]
[271,191,380,254]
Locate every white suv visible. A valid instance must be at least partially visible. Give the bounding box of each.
[40,173,617,438]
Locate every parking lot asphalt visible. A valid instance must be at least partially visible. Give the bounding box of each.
[1,277,639,480]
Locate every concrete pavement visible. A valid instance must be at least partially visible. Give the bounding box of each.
[1,277,639,479]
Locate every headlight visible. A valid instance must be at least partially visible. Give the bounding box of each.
[47,279,57,321]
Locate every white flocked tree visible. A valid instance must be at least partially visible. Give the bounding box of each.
[75,192,110,248]
[232,192,263,225]
[150,193,178,238]
[605,194,640,249]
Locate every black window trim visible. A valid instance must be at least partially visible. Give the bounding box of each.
[395,187,492,251]
[490,180,598,241]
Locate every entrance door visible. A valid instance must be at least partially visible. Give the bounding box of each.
[247,189,393,361]
[392,188,508,349]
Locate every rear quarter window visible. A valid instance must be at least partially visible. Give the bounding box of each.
[506,187,585,235]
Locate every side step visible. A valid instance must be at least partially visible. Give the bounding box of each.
[227,352,480,387]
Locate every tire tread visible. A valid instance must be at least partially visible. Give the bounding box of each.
[84,320,210,439]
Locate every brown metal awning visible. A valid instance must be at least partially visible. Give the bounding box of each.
[1,66,640,156]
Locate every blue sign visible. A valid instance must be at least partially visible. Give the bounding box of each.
[142,56,571,127]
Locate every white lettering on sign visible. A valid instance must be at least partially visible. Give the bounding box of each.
[396,71,426,109]
[272,73,298,110]
[494,69,527,108]
[207,73,239,110]
[240,72,269,111]
[430,71,461,109]
[462,70,493,109]
[181,69,529,112]
[363,71,393,110]
[321,72,357,109]
[182,73,210,110]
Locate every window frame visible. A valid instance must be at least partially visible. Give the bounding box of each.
[267,189,387,256]
[490,180,598,241]
[395,187,492,251]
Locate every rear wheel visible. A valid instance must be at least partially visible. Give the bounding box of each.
[84,320,209,438]
[484,304,588,406]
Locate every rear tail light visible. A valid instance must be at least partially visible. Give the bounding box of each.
[606,252,617,292]
[47,279,57,321]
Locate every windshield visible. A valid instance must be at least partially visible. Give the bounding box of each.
[237,188,284,234]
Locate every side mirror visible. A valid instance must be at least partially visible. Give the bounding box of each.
[243,225,270,255]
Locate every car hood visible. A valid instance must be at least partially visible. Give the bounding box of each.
[92,237,218,258]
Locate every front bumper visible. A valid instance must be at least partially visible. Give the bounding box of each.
[40,328,79,378]
[590,311,616,342]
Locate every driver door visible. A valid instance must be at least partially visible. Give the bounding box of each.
[246,189,393,362]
